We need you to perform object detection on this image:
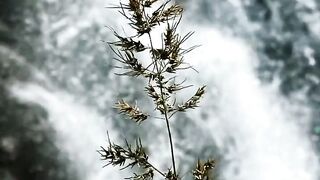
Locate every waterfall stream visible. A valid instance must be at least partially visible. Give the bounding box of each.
[186,27,319,180]
[4,0,320,179]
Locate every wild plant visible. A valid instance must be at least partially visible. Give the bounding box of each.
[98,0,215,179]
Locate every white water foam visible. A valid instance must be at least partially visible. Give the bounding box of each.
[185,26,319,180]
[10,83,126,180]
[8,0,320,179]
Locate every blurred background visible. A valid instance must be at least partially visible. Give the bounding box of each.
[1,0,320,179]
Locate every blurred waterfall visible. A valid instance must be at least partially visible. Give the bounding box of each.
[4,0,320,179]
[185,27,319,180]
[10,83,126,180]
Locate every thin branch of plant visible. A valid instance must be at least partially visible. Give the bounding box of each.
[99,0,216,179]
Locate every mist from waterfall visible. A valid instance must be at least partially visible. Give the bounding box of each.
[10,83,127,180]
[5,0,320,180]
[185,27,319,180]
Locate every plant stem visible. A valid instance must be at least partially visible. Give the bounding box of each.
[163,106,177,176]
[147,162,166,177]
[147,32,177,176]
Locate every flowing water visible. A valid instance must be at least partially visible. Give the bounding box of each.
[186,27,319,180]
[2,0,320,179]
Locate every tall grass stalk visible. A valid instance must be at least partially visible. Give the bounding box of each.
[98,0,215,179]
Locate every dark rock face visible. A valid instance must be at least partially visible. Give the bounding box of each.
[242,0,320,141]
[0,1,77,180]
[0,53,77,180]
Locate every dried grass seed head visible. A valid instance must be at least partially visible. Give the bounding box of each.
[115,100,149,123]
[192,159,216,180]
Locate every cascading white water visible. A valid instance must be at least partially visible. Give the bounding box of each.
[10,83,127,180]
[8,0,320,179]
[184,27,319,180]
